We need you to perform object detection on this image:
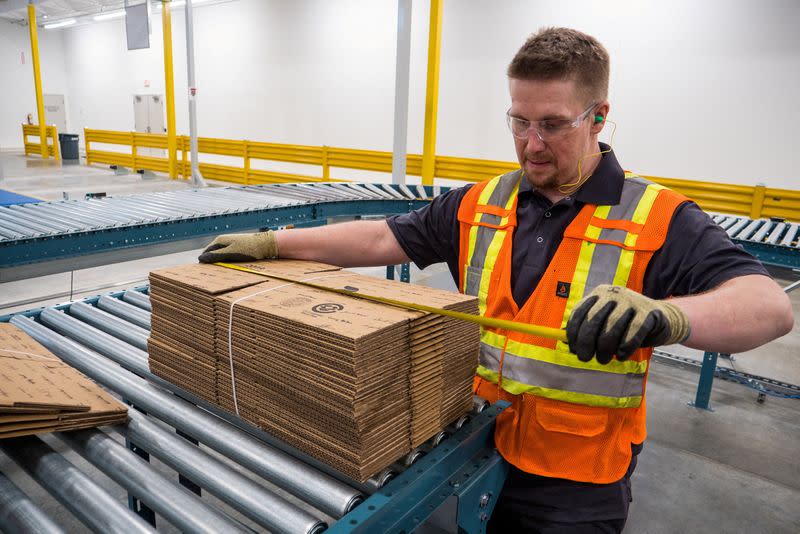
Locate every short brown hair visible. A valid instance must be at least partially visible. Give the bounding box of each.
[507,27,610,104]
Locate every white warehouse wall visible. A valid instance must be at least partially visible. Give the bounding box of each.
[30,0,800,187]
[0,19,68,150]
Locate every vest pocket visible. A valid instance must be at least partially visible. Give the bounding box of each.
[534,399,608,437]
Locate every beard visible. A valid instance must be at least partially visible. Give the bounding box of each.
[521,150,565,190]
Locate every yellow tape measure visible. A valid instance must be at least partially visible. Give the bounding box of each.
[215,262,567,342]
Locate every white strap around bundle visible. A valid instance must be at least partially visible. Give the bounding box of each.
[226,274,352,415]
[0,347,60,362]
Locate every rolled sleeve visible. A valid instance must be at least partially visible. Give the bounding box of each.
[386,185,471,278]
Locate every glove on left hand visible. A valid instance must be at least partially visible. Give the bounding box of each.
[566,284,690,364]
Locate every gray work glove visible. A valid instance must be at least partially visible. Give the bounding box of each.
[566,284,690,364]
[198,231,278,263]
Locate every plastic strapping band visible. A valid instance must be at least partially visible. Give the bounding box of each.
[226,273,353,416]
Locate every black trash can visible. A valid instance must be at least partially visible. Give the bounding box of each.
[58,133,80,160]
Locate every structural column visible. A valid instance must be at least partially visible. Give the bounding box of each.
[391,0,413,185]
[420,0,443,186]
[27,2,48,159]
[162,1,178,179]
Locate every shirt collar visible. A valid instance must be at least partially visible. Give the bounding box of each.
[518,143,624,206]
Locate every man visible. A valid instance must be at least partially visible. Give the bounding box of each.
[199,28,793,532]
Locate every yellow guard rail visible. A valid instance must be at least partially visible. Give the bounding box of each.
[81,128,799,222]
[22,124,60,160]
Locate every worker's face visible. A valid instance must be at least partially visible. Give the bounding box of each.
[508,78,604,193]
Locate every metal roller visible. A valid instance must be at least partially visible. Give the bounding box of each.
[97,295,151,329]
[0,470,64,534]
[717,216,738,231]
[40,308,149,375]
[751,220,773,242]
[472,395,490,414]
[69,301,149,351]
[391,448,425,473]
[767,222,786,245]
[119,409,327,534]
[736,219,763,240]
[448,414,471,431]
[361,468,396,493]
[725,218,749,238]
[783,223,800,247]
[0,212,44,237]
[0,435,155,534]
[0,208,56,235]
[381,183,406,199]
[7,205,84,233]
[122,290,152,312]
[58,429,251,534]
[9,316,363,519]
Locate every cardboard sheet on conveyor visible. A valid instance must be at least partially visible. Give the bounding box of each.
[0,323,128,438]
[148,260,479,482]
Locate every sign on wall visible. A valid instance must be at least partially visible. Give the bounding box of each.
[125,3,150,50]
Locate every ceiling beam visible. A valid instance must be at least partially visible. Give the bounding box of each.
[0,1,37,17]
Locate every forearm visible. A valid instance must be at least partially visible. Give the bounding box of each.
[671,275,794,353]
[275,220,410,267]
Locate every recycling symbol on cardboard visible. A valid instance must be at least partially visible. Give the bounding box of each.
[312,303,344,313]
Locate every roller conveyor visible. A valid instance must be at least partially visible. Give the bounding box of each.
[0,182,439,282]
[2,183,799,284]
[706,212,800,270]
[0,290,509,534]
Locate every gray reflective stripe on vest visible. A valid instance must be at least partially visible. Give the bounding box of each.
[481,343,645,398]
[606,177,651,221]
[464,170,522,296]
[581,178,654,294]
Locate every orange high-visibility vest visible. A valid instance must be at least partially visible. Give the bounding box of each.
[457,169,687,483]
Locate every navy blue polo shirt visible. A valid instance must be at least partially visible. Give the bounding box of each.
[388,145,768,308]
[386,145,769,522]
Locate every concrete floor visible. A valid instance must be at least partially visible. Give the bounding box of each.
[1,152,799,532]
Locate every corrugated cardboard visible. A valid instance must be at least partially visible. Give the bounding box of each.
[0,324,128,438]
[148,260,479,482]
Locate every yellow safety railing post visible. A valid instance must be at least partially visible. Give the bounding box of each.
[22,125,29,155]
[27,3,48,159]
[131,132,138,172]
[84,128,91,164]
[244,141,251,185]
[421,0,443,186]
[751,184,766,219]
[181,136,189,180]
[50,126,60,160]
[322,146,330,181]
[162,2,178,179]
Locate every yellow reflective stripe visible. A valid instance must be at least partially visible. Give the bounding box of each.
[481,328,648,375]
[558,205,610,337]
[499,375,642,408]
[476,364,499,383]
[471,178,519,315]
[478,176,501,204]
[476,229,506,315]
[612,184,662,287]
[502,181,519,210]
[464,224,479,289]
[612,248,636,287]
[631,184,662,225]
[464,176,502,290]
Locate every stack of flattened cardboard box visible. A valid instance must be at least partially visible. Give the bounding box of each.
[148,260,479,482]
[148,264,265,404]
[0,324,128,438]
